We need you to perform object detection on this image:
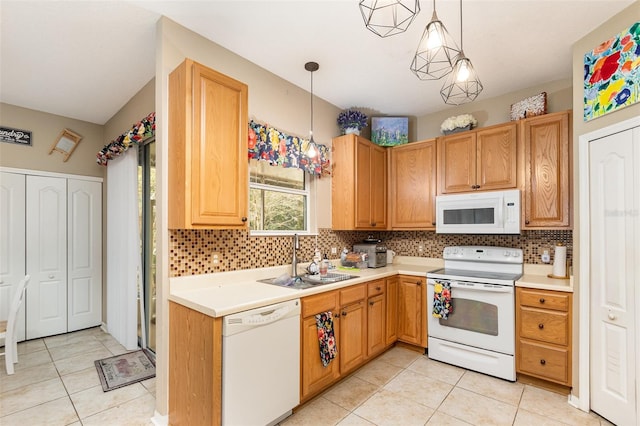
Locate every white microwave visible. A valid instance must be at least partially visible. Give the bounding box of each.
[435,189,521,234]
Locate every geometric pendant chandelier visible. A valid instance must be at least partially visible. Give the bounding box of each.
[439,0,483,104]
[359,0,421,38]
[410,0,460,80]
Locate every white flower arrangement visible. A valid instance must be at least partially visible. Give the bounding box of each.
[440,114,478,133]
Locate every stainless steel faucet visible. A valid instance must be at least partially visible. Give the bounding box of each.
[292,233,299,277]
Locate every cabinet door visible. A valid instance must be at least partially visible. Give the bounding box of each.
[523,111,571,228]
[355,138,373,228]
[369,143,387,229]
[301,292,340,401]
[26,176,67,339]
[385,276,398,345]
[389,139,437,228]
[339,299,367,374]
[397,276,425,346]
[0,172,26,342]
[67,179,102,331]
[367,293,386,357]
[476,124,518,191]
[438,133,476,193]
[169,59,249,229]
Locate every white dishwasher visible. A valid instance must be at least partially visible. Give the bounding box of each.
[222,299,301,426]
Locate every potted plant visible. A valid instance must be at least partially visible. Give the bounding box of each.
[440,114,478,135]
[337,109,368,135]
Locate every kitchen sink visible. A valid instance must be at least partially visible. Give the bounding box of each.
[258,272,359,290]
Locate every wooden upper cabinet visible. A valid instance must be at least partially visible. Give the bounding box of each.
[168,59,249,229]
[522,111,572,229]
[332,134,387,230]
[437,123,518,194]
[389,139,437,229]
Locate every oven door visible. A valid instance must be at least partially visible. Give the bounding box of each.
[427,278,515,355]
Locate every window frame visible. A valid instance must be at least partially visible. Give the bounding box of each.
[248,161,317,237]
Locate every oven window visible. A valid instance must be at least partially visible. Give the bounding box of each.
[443,208,494,225]
[439,297,498,336]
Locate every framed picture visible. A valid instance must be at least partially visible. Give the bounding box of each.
[371,117,409,146]
[49,128,82,162]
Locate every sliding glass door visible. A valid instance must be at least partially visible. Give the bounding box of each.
[138,139,156,353]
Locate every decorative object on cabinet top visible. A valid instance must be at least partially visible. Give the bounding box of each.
[510,92,547,121]
[337,109,368,135]
[440,113,477,134]
[371,116,409,146]
[96,112,155,166]
[248,120,330,177]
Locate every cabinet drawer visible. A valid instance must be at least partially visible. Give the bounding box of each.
[518,340,569,385]
[519,307,569,346]
[302,291,338,318]
[340,284,366,306]
[367,280,385,298]
[518,288,569,311]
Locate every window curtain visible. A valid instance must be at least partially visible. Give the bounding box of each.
[106,148,140,350]
[248,120,330,177]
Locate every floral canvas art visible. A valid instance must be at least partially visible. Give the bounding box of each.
[584,22,640,121]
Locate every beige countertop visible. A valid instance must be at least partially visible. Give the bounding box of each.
[516,264,574,293]
[169,257,443,318]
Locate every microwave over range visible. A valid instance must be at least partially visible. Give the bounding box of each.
[435,189,521,234]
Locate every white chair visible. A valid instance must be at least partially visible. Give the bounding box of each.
[0,275,31,375]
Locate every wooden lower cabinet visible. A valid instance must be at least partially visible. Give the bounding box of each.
[301,291,341,401]
[169,302,223,426]
[516,287,572,387]
[339,285,367,373]
[385,276,398,345]
[397,276,427,347]
[366,280,386,357]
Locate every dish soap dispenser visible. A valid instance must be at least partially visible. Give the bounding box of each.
[320,254,329,277]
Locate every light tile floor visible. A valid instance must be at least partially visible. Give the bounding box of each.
[1,330,615,426]
[0,327,155,425]
[282,346,615,426]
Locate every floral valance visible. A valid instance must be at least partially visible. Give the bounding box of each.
[248,120,330,177]
[96,112,156,166]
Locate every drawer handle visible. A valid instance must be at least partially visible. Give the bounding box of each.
[540,359,546,365]
[538,323,544,329]
[539,298,545,304]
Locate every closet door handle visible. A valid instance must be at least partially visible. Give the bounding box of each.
[48,274,54,279]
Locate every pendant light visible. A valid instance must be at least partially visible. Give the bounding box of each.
[440,0,483,105]
[410,0,460,80]
[359,0,420,38]
[304,61,319,159]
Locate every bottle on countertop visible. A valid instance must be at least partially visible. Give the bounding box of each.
[320,254,329,277]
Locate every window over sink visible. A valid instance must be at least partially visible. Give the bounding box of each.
[249,159,315,235]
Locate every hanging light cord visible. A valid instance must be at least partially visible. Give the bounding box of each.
[459,0,463,52]
[310,68,314,139]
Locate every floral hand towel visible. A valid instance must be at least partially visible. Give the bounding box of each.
[432,280,453,320]
[315,311,337,367]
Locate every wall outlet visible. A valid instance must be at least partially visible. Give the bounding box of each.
[211,251,222,266]
[418,243,424,254]
[541,250,551,263]
[330,247,337,255]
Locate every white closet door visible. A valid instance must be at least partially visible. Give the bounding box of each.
[67,179,102,331]
[26,175,67,339]
[0,172,26,341]
[589,127,639,426]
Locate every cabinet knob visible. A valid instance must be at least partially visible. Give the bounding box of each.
[608,312,617,320]
[538,323,544,329]
[341,311,347,317]
[525,220,530,225]
[369,301,374,306]
[371,222,376,226]
[376,286,381,291]
[416,280,421,286]
[540,359,546,365]
[432,222,436,226]
[539,298,545,304]
[241,217,247,222]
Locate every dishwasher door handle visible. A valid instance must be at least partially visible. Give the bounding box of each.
[244,306,292,326]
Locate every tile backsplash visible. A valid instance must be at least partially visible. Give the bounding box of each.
[169,228,572,277]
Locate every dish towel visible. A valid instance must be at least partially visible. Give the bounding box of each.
[315,311,337,367]
[432,280,453,319]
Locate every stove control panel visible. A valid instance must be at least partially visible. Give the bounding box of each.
[443,246,523,264]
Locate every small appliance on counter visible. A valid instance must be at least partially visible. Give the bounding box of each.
[353,237,387,268]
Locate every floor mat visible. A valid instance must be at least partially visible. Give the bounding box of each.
[94,349,156,392]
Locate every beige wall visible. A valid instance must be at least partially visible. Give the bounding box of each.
[0,103,105,177]
[416,79,573,140]
[570,0,640,402]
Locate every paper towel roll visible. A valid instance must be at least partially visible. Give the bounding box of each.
[552,243,567,277]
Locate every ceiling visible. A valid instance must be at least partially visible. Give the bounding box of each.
[0,0,634,125]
